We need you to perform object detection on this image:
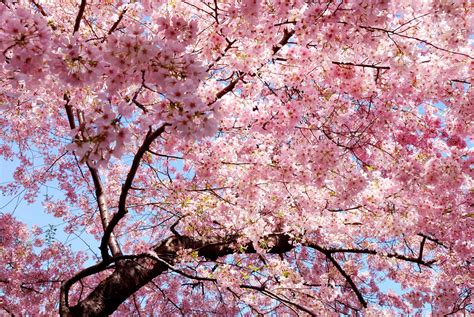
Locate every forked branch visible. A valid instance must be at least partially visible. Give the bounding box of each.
[99,123,169,260]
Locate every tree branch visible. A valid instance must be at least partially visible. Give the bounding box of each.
[214,74,242,101]
[206,38,237,72]
[63,100,121,258]
[30,0,48,16]
[60,254,153,315]
[240,285,317,316]
[272,29,295,55]
[359,25,473,59]
[86,160,122,257]
[63,95,76,130]
[107,8,127,35]
[209,28,295,105]
[63,234,290,315]
[332,61,390,70]
[418,233,448,248]
[63,232,439,316]
[99,124,169,260]
[72,0,87,34]
[309,244,367,308]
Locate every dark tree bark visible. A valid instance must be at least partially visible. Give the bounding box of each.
[60,232,434,315]
[61,234,292,316]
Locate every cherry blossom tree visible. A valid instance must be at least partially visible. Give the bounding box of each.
[0,0,472,315]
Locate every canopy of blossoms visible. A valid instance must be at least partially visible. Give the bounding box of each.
[0,0,472,315]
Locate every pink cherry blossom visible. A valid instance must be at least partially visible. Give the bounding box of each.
[0,0,472,316]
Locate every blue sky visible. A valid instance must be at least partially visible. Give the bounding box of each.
[0,156,97,259]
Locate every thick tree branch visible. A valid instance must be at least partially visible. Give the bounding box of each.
[210,73,244,104]
[63,101,121,258]
[72,0,87,34]
[272,29,295,55]
[63,234,290,315]
[63,95,76,130]
[60,254,153,315]
[85,161,122,257]
[63,233,438,316]
[100,124,169,260]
